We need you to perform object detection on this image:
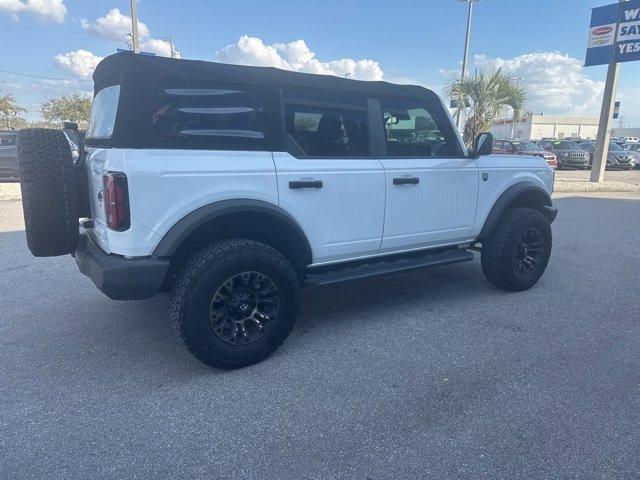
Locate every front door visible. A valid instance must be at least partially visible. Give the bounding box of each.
[274,97,385,265]
[376,98,479,253]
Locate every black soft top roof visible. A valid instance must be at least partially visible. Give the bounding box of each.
[93,52,438,101]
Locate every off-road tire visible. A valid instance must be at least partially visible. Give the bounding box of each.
[481,207,552,292]
[17,128,79,257]
[169,239,300,369]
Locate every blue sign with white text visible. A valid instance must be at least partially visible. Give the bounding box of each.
[585,0,640,66]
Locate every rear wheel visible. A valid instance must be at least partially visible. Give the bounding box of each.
[169,239,300,369]
[481,207,552,292]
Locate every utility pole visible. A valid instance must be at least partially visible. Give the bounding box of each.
[455,0,475,129]
[167,36,176,58]
[130,0,140,53]
[590,0,628,183]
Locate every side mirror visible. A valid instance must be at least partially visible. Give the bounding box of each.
[472,132,493,158]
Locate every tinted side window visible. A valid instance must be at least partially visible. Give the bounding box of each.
[151,87,265,150]
[285,103,369,157]
[380,99,462,157]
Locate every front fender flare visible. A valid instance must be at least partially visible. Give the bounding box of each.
[478,183,555,240]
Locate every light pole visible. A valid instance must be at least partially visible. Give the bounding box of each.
[130,0,140,53]
[510,77,524,139]
[456,0,477,129]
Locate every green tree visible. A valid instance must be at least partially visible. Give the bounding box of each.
[41,93,92,127]
[0,94,27,130]
[448,68,527,146]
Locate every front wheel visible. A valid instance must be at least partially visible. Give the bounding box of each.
[169,239,300,369]
[481,207,552,292]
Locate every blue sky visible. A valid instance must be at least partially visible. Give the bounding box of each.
[1,0,639,125]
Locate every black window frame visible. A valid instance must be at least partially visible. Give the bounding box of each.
[373,96,465,159]
[147,81,281,152]
[282,91,373,159]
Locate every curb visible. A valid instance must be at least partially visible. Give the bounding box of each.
[0,183,21,200]
[553,180,640,193]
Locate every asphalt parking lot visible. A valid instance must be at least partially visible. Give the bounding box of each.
[1,193,639,479]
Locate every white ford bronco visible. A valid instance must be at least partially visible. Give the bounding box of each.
[17,52,557,369]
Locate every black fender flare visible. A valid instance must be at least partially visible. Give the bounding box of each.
[152,199,312,266]
[478,182,556,240]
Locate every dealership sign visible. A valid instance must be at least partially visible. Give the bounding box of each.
[585,0,640,66]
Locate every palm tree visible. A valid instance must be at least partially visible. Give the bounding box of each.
[448,68,527,146]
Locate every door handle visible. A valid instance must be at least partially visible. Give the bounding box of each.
[393,176,420,185]
[289,179,323,189]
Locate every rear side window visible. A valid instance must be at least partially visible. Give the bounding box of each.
[87,85,120,139]
[285,103,369,157]
[381,100,461,157]
[151,87,265,150]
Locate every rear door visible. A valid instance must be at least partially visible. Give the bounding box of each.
[274,93,385,265]
[375,96,479,253]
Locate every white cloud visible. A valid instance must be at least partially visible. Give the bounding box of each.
[473,52,605,117]
[81,7,149,41]
[141,38,180,58]
[215,36,384,81]
[54,49,103,80]
[0,0,66,22]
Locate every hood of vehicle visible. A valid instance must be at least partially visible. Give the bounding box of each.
[520,149,554,157]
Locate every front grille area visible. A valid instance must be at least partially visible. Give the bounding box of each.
[615,155,632,164]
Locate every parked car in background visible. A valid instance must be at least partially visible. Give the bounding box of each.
[0,131,19,181]
[578,141,636,170]
[537,140,590,169]
[623,143,640,168]
[493,139,557,169]
[607,141,636,170]
[622,136,639,144]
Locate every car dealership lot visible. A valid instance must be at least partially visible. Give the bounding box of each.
[1,193,639,479]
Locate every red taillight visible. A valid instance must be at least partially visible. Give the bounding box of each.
[103,172,130,231]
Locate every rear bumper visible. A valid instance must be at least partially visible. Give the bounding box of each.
[75,232,169,300]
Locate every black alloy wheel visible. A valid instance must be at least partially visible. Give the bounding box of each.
[513,227,545,276]
[209,271,280,345]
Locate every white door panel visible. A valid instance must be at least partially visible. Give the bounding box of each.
[380,158,478,252]
[273,152,385,264]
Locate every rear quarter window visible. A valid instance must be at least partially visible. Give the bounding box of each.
[150,87,266,150]
[87,85,120,139]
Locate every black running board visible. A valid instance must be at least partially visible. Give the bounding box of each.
[304,247,474,287]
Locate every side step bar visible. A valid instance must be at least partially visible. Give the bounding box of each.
[304,247,474,287]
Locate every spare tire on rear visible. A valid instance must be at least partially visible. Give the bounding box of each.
[17,128,79,257]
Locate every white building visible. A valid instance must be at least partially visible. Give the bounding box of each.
[610,127,640,138]
[491,114,599,141]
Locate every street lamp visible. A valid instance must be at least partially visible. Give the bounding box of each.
[456,0,479,129]
[511,77,525,139]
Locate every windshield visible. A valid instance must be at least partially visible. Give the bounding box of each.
[609,142,625,151]
[87,85,120,139]
[553,141,579,150]
[512,141,542,151]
